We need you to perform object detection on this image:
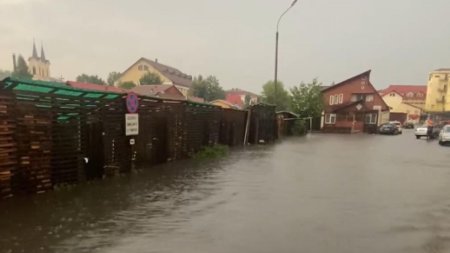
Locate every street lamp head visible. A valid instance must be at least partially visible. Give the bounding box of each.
[291,0,298,7]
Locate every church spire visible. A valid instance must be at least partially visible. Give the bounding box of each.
[32,39,38,58]
[40,42,46,61]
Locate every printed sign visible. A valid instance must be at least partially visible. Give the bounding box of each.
[125,113,139,136]
[126,92,139,113]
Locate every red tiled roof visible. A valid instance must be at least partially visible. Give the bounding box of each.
[66,81,126,93]
[380,85,427,99]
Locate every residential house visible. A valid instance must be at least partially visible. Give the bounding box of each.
[380,85,427,123]
[225,88,259,108]
[321,70,390,133]
[425,68,450,112]
[115,57,192,97]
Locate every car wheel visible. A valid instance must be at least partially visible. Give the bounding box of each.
[416,135,420,139]
[439,141,444,145]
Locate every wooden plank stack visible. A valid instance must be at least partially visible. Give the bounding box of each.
[0,93,17,198]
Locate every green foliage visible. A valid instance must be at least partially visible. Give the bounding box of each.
[12,55,32,80]
[139,72,162,85]
[193,145,229,160]
[118,81,136,89]
[261,80,290,110]
[0,69,11,80]
[290,78,323,118]
[189,75,225,101]
[76,74,106,85]
[291,119,307,136]
[107,71,121,86]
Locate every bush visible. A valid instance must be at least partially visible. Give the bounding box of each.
[193,145,229,160]
[291,119,307,136]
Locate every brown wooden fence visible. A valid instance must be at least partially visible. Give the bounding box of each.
[0,78,277,199]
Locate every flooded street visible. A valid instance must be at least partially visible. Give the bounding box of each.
[1,131,450,253]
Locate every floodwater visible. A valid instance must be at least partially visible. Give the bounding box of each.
[1,131,450,253]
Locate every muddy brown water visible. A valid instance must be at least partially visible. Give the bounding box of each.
[1,132,450,253]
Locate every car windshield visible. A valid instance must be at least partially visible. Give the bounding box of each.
[445,127,450,133]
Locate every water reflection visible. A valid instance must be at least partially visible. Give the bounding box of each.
[1,134,450,253]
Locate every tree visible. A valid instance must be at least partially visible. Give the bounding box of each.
[289,78,324,118]
[139,72,161,85]
[107,71,121,86]
[76,74,106,85]
[0,69,11,80]
[118,81,136,90]
[261,81,290,110]
[189,75,225,101]
[11,55,32,79]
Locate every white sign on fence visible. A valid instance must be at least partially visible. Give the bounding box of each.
[125,113,139,136]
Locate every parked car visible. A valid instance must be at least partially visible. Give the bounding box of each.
[415,125,440,139]
[389,121,403,134]
[439,125,450,145]
[403,122,415,129]
[379,123,400,135]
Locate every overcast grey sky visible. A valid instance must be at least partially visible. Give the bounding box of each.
[0,0,449,92]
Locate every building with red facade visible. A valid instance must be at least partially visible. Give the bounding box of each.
[321,70,390,133]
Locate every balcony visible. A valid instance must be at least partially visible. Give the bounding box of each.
[436,97,446,104]
[438,85,448,93]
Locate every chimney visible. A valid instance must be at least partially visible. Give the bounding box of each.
[12,54,17,72]
[155,58,158,63]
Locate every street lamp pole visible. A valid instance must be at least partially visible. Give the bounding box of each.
[274,0,298,105]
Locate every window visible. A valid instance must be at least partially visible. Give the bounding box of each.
[366,94,374,102]
[365,113,377,124]
[351,94,365,102]
[406,92,414,98]
[325,114,336,124]
[32,67,36,75]
[138,65,144,71]
[144,65,149,71]
[330,94,343,105]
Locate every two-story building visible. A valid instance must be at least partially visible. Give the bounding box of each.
[321,70,390,133]
[379,85,426,123]
[225,88,259,108]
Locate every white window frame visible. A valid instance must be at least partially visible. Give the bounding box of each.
[329,95,333,105]
[366,94,374,102]
[325,113,336,124]
[365,113,377,124]
[338,94,343,104]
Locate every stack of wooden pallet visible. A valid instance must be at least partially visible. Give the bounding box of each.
[0,93,16,198]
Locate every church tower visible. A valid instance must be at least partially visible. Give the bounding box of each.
[28,40,51,80]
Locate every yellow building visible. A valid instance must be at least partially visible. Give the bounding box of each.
[116,57,192,97]
[381,90,423,123]
[425,68,450,112]
[28,41,50,81]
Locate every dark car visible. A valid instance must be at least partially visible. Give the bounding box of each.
[403,122,415,129]
[379,123,400,135]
